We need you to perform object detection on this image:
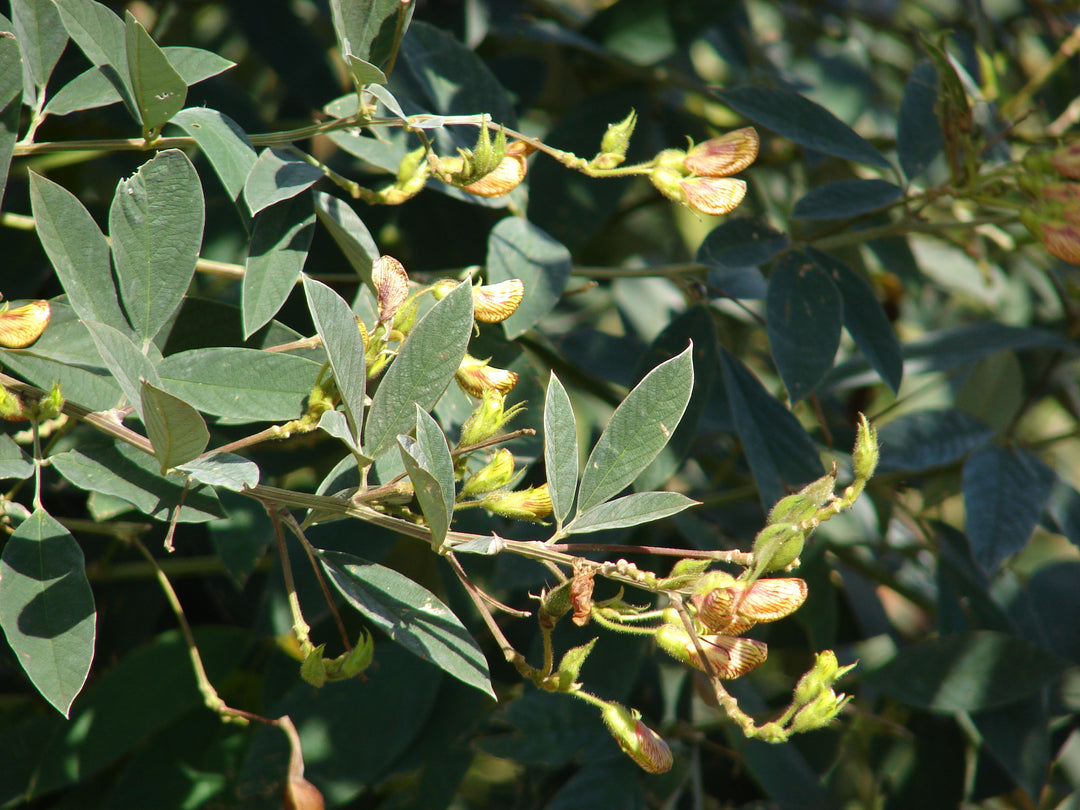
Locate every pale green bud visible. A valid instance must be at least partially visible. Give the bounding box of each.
[751,522,805,573]
[852,413,880,482]
[600,702,673,774]
[461,448,516,497]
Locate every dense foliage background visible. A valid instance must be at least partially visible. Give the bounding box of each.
[1,0,1080,808]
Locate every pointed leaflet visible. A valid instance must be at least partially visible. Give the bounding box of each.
[485,218,571,339]
[245,194,315,337]
[765,251,842,402]
[171,107,256,201]
[877,410,994,472]
[0,509,96,717]
[567,492,698,534]
[329,0,413,67]
[576,344,694,514]
[319,550,494,698]
[544,372,578,525]
[124,11,185,139]
[84,321,161,419]
[110,149,203,345]
[716,86,890,170]
[0,27,20,212]
[791,179,903,220]
[963,442,1055,574]
[158,348,321,422]
[314,191,379,287]
[29,172,128,331]
[140,381,210,473]
[808,247,902,393]
[397,406,456,546]
[301,276,366,447]
[717,346,822,509]
[12,0,68,98]
[243,147,323,217]
[177,453,259,492]
[53,0,136,118]
[363,280,473,461]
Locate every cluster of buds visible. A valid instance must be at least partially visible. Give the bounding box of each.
[1021,141,1080,265]
[648,127,759,216]
[429,124,536,198]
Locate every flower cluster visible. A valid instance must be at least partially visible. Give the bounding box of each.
[648,127,759,215]
[1022,140,1080,264]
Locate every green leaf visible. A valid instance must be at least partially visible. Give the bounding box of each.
[124,11,186,139]
[243,147,323,217]
[898,60,943,180]
[878,410,994,472]
[45,45,233,117]
[363,280,473,461]
[53,0,134,118]
[765,251,842,402]
[972,696,1050,803]
[158,347,321,423]
[49,439,224,523]
[303,275,365,446]
[567,491,697,534]
[171,107,256,201]
[140,380,210,473]
[0,29,21,211]
[0,509,95,717]
[345,53,387,87]
[485,218,572,339]
[697,217,787,299]
[109,149,203,344]
[716,86,891,170]
[177,453,259,492]
[809,248,902,393]
[320,550,495,698]
[11,0,68,95]
[791,179,903,220]
[28,172,128,330]
[314,191,379,287]
[244,194,315,337]
[208,490,271,587]
[0,434,34,480]
[329,0,414,67]
[863,630,1068,712]
[83,320,161,418]
[544,372,578,526]
[717,346,823,509]
[963,442,1055,573]
[397,407,455,546]
[577,344,694,514]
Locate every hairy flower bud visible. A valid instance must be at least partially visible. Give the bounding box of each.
[480,484,553,522]
[853,413,880,482]
[0,300,50,349]
[283,776,325,810]
[461,142,533,197]
[473,279,524,323]
[457,388,526,447]
[592,109,638,169]
[461,448,516,497]
[751,522,806,573]
[600,702,673,774]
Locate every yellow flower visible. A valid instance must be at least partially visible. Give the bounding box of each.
[655,624,767,679]
[473,279,524,323]
[0,300,50,349]
[683,127,760,177]
[455,354,518,397]
[480,484,552,522]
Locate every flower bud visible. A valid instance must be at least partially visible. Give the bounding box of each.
[600,702,673,774]
[788,688,851,734]
[480,484,553,522]
[455,354,519,398]
[539,579,573,624]
[375,145,430,205]
[853,413,879,482]
[461,448,516,497]
[473,279,524,323]
[0,300,50,349]
[555,637,597,689]
[457,388,526,447]
[372,255,410,324]
[655,624,767,679]
[767,469,837,525]
[430,279,459,300]
[683,127,759,177]
[593,109,638,169]
[461,142,532,197]
[0,387,29,421]
[751,522,805,573]
[792,649,857,706]
[1041,220,1080,265]
[1051,140,1080,180]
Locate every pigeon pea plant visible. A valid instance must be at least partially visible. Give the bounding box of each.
[0,0,878,803]
[4,1,1080,808]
